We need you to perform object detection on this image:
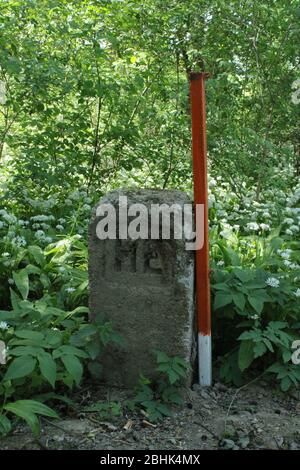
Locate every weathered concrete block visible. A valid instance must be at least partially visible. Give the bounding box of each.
[88,189,194,388]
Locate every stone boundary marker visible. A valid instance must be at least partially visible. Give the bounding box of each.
[89,189,195,388]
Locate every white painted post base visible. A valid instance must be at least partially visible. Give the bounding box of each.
[198,333,212,386]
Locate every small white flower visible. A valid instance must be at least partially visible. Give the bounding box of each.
[30,214,49,222]
[35,230,45,238]
[12,236,27,247]
[283,218,294,225]
[2,253,10,257]
[246,222,260,231]
[280,250,292,260]
[217,260,224,266]
[295,288,300,298]
[290,263,300,270]
[8,278,14,285]
[66,287,75,293]
[0,321,9,330]
[3,213,17,224]
[260,223,270,231]
[266,277,280,288]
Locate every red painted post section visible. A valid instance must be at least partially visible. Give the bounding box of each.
[190,72,212,386]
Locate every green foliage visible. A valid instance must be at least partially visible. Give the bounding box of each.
[212,230,300,389]
[0,240,121,437]
[0,0,299,432]
[127,351,190,422]
[84,402,122,420]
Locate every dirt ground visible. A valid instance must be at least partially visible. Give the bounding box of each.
[1,379,300,450]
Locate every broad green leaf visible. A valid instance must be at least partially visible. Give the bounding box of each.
[38,352,57,388]
[12,270,29,300]
[28,245,46,267]
[9,346,44,356]
[0,415,12,436]
[4,356,36,381]
[61,355,83,385]
[232,293,246,311]
[248,295,264,314]
[15,330,44,341]
[4,403,39,437]
[4,400,59,437]
[214,293,232,310]
[238,340,255,371]
[53,345,88,359]
[253,342,267,358]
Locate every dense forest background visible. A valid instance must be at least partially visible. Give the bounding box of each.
[1,0,299,195]
[0,0,300,436]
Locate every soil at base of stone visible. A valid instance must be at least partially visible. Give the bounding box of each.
[1,380,300,450]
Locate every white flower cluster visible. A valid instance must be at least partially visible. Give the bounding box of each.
[0,321,9,331]
[266,277,280,288]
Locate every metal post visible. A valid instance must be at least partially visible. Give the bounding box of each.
[190,72,212,387]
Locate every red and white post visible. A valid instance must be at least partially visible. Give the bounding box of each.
[190,72,212,387]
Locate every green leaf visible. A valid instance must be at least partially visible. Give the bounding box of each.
[28,245,46,267]
[248,295,264,314]
[53,345,88,359]
[154,350,170,363]
[15,330,44,341]
[253,342,267,358]
[0,414,12,436]
[282,349,291,363]
[4,403,39,437]
[12,270,29,300]
[238,340,255,371]
[61,355,83,385]
[4,356,37,381]
[10,288,21,311]
[280,376,291,392]
[166,368,179,385]
[4,400,59,437]
[214,293,232,310]
[232,293,246,311]
[9,346,44,356]
[38,352,57,388]
[233,268,253,283]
